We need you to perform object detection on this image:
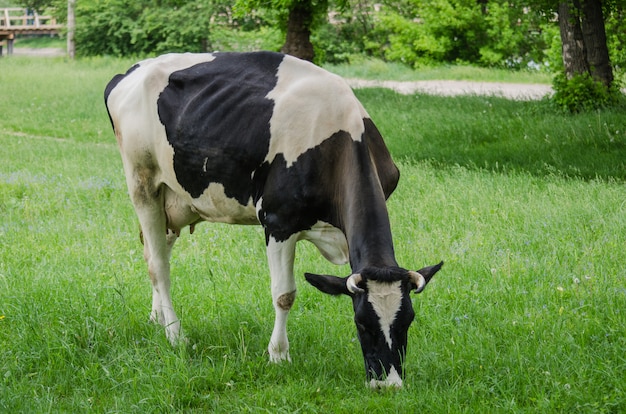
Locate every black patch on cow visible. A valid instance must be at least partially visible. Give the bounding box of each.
[361,266,409,284]
[363,118,399,199]
[257,130,353,242]
[157,52,284,203]
[258,125,396,251]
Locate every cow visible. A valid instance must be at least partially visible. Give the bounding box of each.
[104,51,442,388]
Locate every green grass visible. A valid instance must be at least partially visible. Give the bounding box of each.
[1,56,625,412]
[325,58,553,84]
[355,88,626,181]
[14,35,65,49]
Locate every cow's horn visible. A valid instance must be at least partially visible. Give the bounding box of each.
[408,271,426,293]
[346,273,364,294]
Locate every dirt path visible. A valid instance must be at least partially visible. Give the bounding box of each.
[347,78,552,100]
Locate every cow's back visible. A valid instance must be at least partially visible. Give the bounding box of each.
[105,52,393,229]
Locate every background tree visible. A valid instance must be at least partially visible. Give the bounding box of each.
[21,0,625,101]
[235,0,345,61]
[558,0,613,87]
[280,0,318,61]
[529,0,624,111]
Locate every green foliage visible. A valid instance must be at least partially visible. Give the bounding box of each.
[14,0,55,12]
[73,0,279,57]
[605,8,626,79]
[413,0,485,63]
[209,25,283,53]
[478,2,548,68]
[541,23,564,72]
[312,19,370,64]
[75,0,153,56]
[550,72,625,113]
[356,0,551,69]
[234,0,342,31]
[133,3,214,54]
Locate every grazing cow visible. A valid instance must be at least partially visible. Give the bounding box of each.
[104,51,442,388]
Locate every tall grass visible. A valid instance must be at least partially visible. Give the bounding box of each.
[355,88,626,181]
[325,58,553,84]
[13,36,66,49]
[1,56,625,412]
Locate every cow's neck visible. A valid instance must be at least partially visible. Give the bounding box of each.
[339,152,398,272]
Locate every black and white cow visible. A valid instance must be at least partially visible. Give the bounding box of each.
[104,51,442,388]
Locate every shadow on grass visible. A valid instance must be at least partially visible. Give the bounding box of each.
[355,88,626,181]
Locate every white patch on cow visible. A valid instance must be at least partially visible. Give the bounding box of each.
[107,53,217,126]
[368,366,403,388]
[191,182,257,224]
[255,196,263,216]
[107,53,219,210]
[108,53,268,229]
[265,56,368,167]
[299,221,349,265]
[366,280,402,348]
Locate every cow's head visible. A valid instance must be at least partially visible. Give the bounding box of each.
[305,261,442,388]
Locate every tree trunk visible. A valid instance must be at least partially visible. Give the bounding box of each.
[477,0,488,15]
[558,1,589,79]
[281,3,315,62]
[579,0,613,87]
[558,0,613,88]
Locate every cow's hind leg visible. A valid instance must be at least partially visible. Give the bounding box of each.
[144,228,180,342]
[127,170,182,345]
[266,233,298,362]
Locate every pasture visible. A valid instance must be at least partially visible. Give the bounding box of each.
[1,57,625,413]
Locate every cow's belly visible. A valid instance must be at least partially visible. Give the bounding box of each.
[190,182,258,225]
[163,182,258,231]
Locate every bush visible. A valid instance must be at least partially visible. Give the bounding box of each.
[311,22,363,64]
[74,0,279,57]
[351,0,550,69]
[551,73,625,113]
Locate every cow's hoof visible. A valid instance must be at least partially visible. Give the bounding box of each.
[268,349,291,363]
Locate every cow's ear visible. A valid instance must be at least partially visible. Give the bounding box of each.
[304,273,351,296]
[413,261,444,289]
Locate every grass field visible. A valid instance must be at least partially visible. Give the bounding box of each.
[1,56,625,413]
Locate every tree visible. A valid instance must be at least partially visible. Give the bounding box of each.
[236,0,344,61]
[280,0,318,61]
[558,0,613,87]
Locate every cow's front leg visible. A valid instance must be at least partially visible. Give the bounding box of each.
[265,233,298,362]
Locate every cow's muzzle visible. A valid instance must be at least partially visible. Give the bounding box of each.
[367,365,403,388]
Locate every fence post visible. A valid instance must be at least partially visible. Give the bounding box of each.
[7,35,13,55]
[67,0,75,59]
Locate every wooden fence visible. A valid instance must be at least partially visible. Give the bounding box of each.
[0,8,63,56]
